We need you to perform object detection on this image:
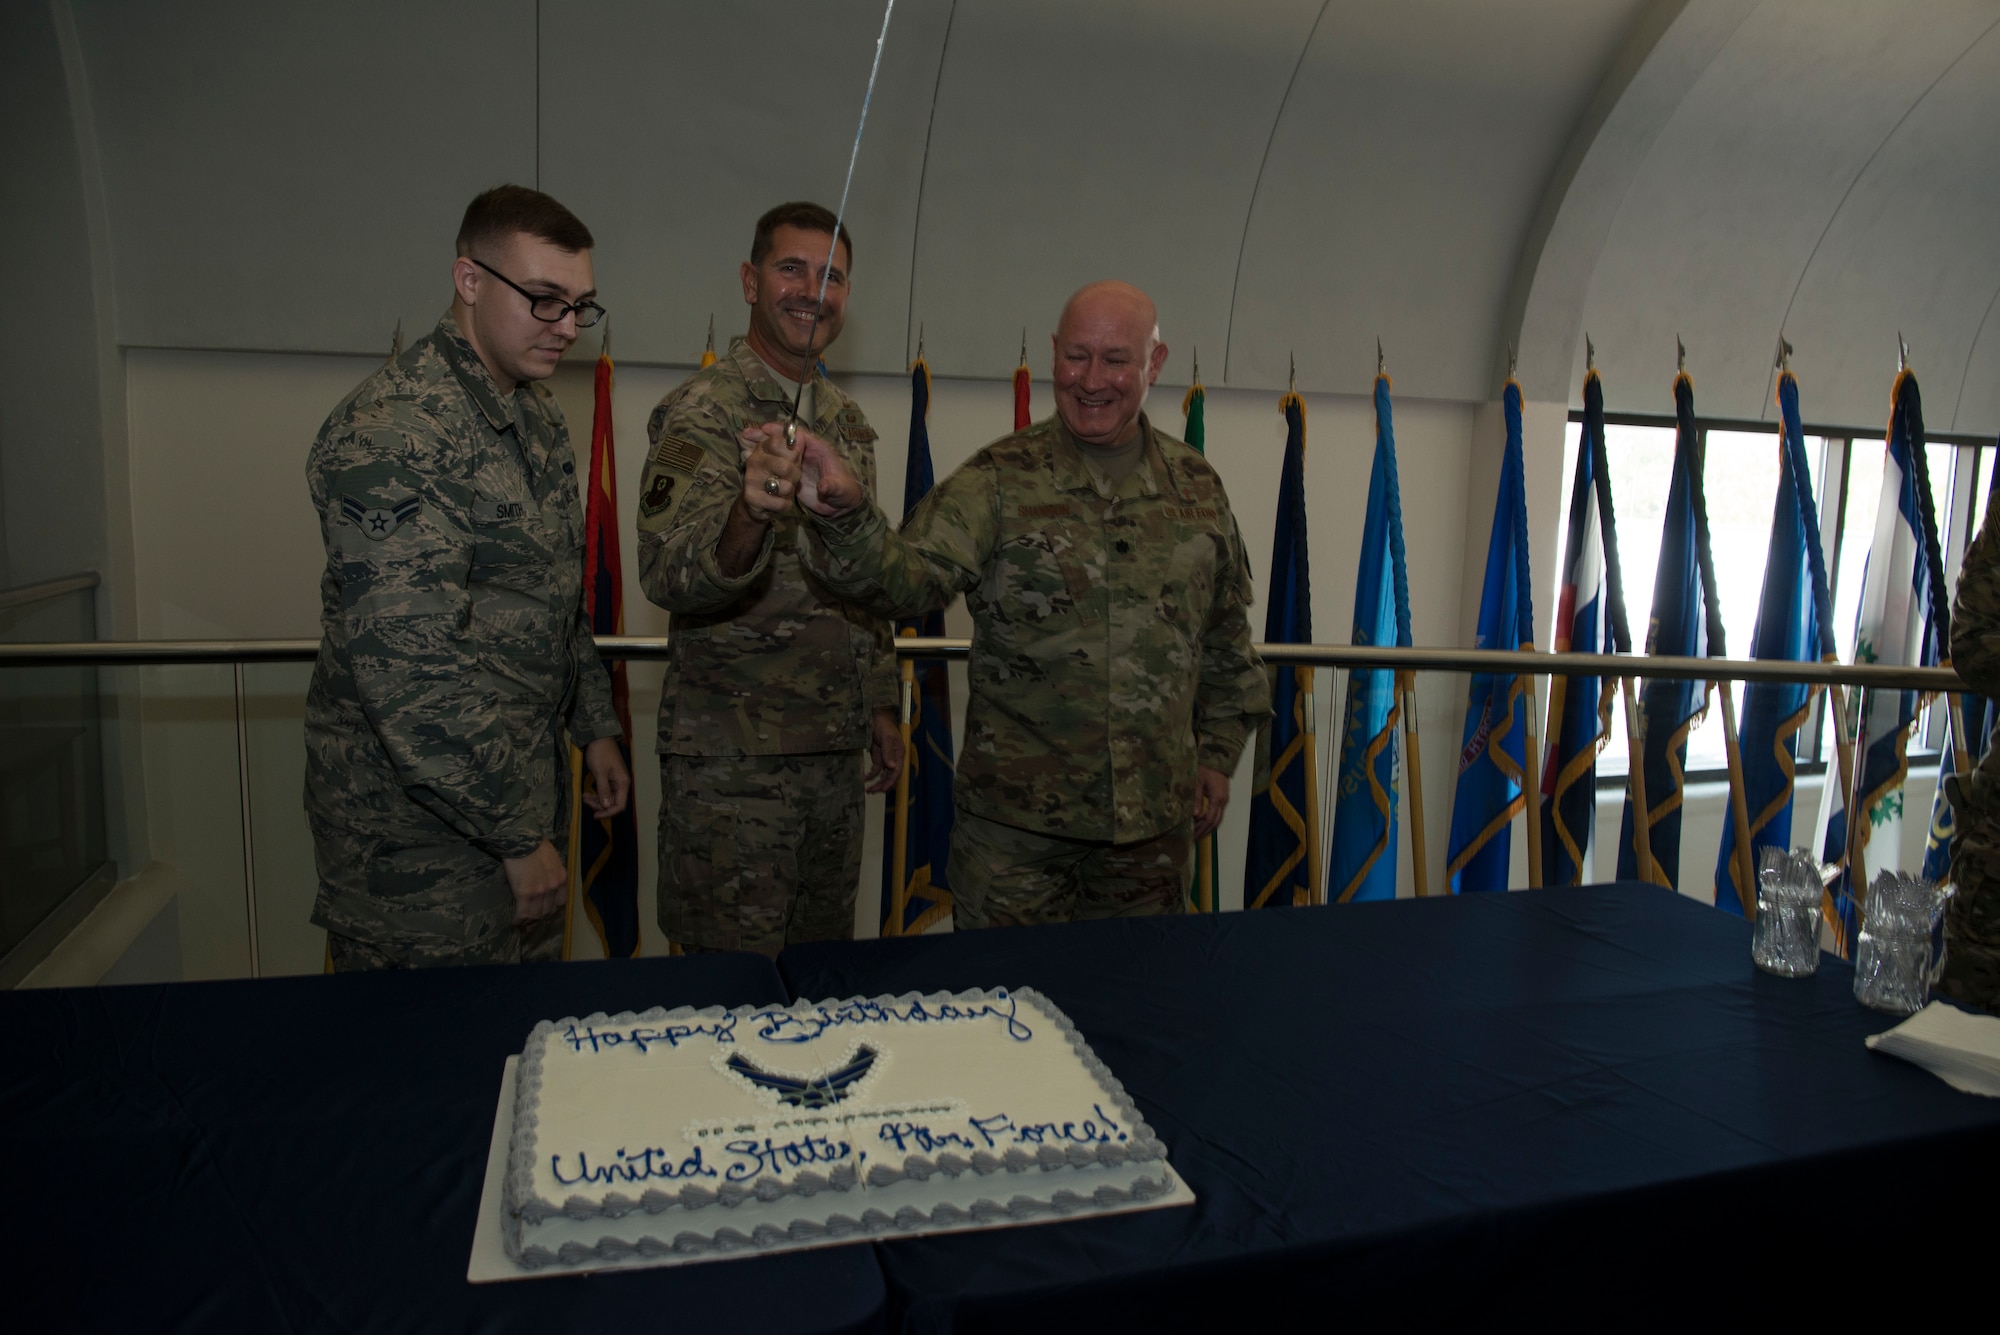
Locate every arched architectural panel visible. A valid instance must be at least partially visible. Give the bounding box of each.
[1229,0,1647,400]
[904,0,1322,382]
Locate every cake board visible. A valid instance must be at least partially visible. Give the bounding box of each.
[468,1056,1194,1282]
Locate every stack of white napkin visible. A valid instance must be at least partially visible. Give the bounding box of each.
[1865,1002,2000,1097]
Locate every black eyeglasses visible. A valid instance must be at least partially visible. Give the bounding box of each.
[473,259,606,328]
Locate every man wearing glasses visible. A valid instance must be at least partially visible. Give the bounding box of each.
[304,185,631,971]
[634,202,901,957]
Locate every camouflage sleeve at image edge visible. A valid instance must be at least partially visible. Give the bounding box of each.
[1195,505,1271,773]
[846,424,901,717]
[1952,505,2000,696]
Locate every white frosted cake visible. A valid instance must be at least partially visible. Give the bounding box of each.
[502,987,1178,1267]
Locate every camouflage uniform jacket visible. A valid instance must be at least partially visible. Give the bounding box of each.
[635,336,896,756]
[802,412,1271,843]
[303,315,622,859]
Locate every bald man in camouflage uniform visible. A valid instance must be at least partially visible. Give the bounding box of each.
[306,187,628,971]
[780,281,1270,928]
[1944,501,2000,1012]
[636,203,900,957]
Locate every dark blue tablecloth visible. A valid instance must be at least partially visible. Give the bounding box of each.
[778,884,2000,1333]
[1,953,887,1334]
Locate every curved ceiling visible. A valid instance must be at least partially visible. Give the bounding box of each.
[57,0,2000,433]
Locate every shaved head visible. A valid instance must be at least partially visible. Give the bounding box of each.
[1051,281,1170,448]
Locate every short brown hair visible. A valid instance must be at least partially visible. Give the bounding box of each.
[456,185,594,257]
[751,202,853,270]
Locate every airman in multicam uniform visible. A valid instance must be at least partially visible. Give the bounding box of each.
[1944,498,2000,1011]
[305,187,630,972]
[635,203,901,957]
[775,281,1270,928]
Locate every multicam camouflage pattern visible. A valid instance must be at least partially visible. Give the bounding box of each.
[304,315,621,960]
[656,751,863,956]
[635,337,896,756]
[948,809,1189,929]
[1945,505,2000,1010]
[803,412,1271,844]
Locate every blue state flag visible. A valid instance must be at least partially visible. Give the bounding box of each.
[880,359,954,935]
[1446,380,1535,893]
[1618,372,1712,888]
[1540,369,1629,884]
[1713,369,1832,915]
[1815,369,1946,950]
[1329,374,1413,903]
[1246,391,1316,908]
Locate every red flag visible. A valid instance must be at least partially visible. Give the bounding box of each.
[1013,358,1031,431]
[576,349,640,956]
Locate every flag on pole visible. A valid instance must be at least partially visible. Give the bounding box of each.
[1329,374,1413,902]
[1617,372,1712,889]
[573,339,641,957]
[1445,380,1535,893]
[1539,370,1630,884]
[1246,388,1318,908]
[700,318,717,369]
[1013,344,1032,431]
[1712,369,1834,915]
[1815,368,1947,948]
[880,357,955,935]
[1183,371,1222,911]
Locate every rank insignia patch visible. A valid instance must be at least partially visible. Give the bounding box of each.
[650,435,703,474]
[340,494,422,541]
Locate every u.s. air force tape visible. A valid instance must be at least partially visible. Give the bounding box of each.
[651,435,702,474]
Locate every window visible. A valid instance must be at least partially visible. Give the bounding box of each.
[1555,413,1994,783]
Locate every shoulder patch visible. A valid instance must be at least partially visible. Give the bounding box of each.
[639,470,683,518]
[340,494,422,541]
[651,434,704,474]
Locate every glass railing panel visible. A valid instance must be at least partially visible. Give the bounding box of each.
[134,663,252,980]
[242,660,319,976]
[0,585,108,971]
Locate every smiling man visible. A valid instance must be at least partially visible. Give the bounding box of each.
[773,280,1270,929]
[304,185,630,970]
[634,202,900,957]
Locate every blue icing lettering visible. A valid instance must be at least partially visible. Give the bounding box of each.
[877,1121,979,1154]
[548,1145,716,1187]
[968,1104,1125,1150]
[560,1012,738,1054]
[722,1134,854,1183]
[752,990,1032,1044]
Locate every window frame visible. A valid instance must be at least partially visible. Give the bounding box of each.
[1560,406,1995,787]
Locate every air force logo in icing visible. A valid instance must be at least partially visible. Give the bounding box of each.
[723,1045,880,1109]
[340,494,422,541]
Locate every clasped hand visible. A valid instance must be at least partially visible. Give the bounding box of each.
[737,421,865,520]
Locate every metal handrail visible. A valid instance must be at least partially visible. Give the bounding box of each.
[0,634,1965,692]
[0,572,99,615]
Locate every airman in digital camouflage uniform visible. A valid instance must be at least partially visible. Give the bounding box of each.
[773,281,1270,928]
[1944,499,2000,1011]
[305,186,631,971]
[634,202,901,957]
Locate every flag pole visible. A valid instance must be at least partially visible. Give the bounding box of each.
[563,743,584,960]
[888,629,916,937]
[1522,670,1545,888]
[1400,670,1431,897]
[1303,666,1323,904]
[1619,679,1660,886]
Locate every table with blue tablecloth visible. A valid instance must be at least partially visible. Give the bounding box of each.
[7,883,1997,1332]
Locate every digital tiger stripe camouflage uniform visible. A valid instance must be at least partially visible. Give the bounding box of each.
[1945,497,2000,1012]
[304,315,621,968]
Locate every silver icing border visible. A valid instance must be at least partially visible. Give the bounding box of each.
[501,987,1170,1266]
